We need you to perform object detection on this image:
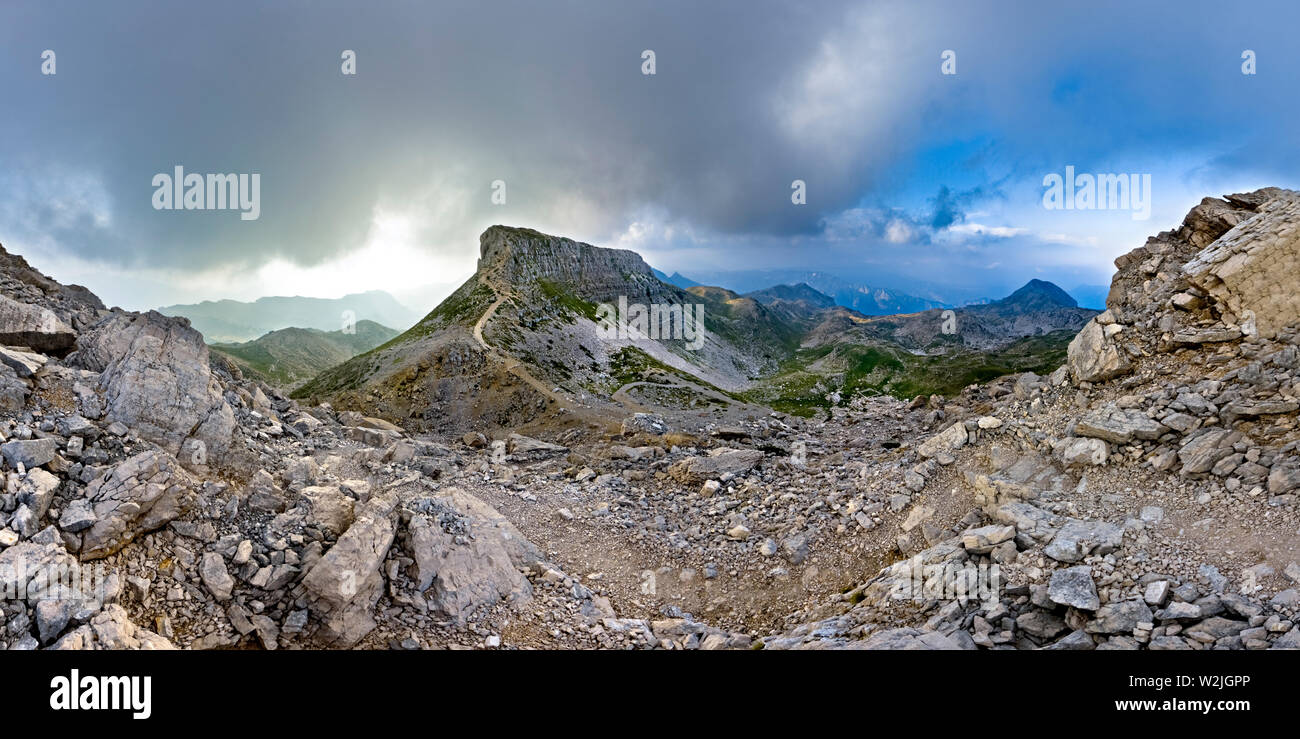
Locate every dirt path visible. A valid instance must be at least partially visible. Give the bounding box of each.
[473,293,566,404]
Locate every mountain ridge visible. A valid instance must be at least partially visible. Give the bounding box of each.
[160,289,419,343]
[210,319,399,389]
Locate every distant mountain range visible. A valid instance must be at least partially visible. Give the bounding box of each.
[656,268,1106,314]
[656,269,949,315]
[744,283,837,311]
[160,290,420,343]
[651,268,700,289]
[293,226,1099,426]
[210,319,399,389]
[835,278,1098,353]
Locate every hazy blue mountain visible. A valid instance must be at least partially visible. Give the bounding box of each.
[160,290,420,343]
[682,269,947,315]
[652,268,700,289]
[744,283,837,311]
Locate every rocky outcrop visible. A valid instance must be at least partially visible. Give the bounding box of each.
[477,225,670,305]
[49,605,176,650]
[1183,190,1300,339]
[68,310,235,467]
[1067,189,1294,384]
[0,242,105,338]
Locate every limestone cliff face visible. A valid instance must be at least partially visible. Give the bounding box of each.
[477,226,675,305]
[1068,187,1298,382]
[1183,190,1300,340]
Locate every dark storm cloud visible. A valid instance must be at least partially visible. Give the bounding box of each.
[1,0,1299,308]
[0,0,879,272]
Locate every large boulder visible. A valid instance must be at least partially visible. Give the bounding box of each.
[859,627,967,650]
[299,486,355,536]
[302,496,398,647]
[1074,405,1166,444]
[917,421,970,458]
[1054,437,1108,468]
[1048,565,1100,610]
[1067,316,1131,383]
[1085,599,1155,635]
[1177,428,1240,474]
[1044,518,1124,563]
[75,450,198,560]
[668,448,764,483]
[506,433,567,460]
[67,310,235,467]
[0,346,49,378]
[1,438,59,469]
[404,488,540,625]
[0,293,76,354]
[16,468,61,519]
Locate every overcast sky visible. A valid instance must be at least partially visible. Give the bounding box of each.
[2,0,1298,312]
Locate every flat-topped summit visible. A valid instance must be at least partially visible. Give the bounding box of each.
[476,225,664,304]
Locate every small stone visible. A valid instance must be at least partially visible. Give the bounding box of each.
[200,552,234,601]
[726,525,751,541]
[1049,565,1100,611]
[1139,506,1164,524]
[1143,580,1171,607]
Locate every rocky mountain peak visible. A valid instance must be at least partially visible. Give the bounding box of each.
[746,282,837,309]
[476,225,664,304]
[997,279,1078,310]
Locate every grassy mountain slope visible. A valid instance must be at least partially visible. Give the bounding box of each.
[211,319,399,388]
[742,329,1078,415]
